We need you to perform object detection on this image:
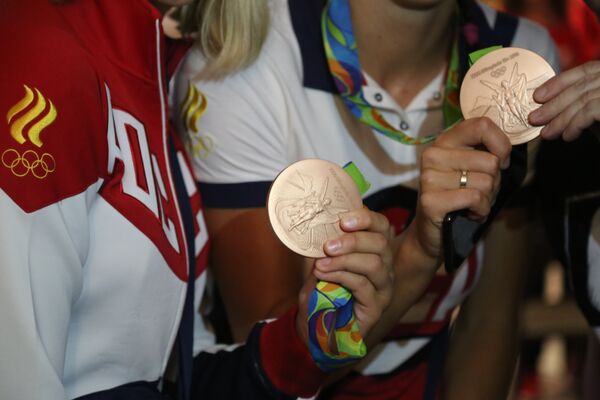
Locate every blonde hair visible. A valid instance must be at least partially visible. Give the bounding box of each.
[179,0,269,80]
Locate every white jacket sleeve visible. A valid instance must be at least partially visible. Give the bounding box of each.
[0,186,99,400]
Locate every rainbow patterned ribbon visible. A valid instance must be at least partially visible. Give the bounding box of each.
[308,281,365,371]
[322,0,463,145]
[307,162,370,372]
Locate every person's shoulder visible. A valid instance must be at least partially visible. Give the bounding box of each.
[0,16,107,213]
[265,0,304,67]
[1,11,104,106]
[268,0,296,37]
[180,0,300,81]
[475,1,559,71]
[475,0,547,39]
[474,1,548,41]
[3,1,97,70]
[512,15,560,72]
[176,0,302,126]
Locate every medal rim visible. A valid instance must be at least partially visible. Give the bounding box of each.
[267,158,363,258]
[459,47,556,145]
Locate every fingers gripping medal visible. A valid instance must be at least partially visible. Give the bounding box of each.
[460,47,556,144]
[267,159,369,371]
[443,47,555,273]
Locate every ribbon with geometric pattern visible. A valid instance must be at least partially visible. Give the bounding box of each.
[307,162,370,371]
[322,0,463,145]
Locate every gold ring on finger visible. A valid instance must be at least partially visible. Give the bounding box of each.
[459,170,468,189]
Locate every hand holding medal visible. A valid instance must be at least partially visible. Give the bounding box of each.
[529,60,600,142]
[267,159,392,371]
[460,47,556,144]
[441,46,556,272]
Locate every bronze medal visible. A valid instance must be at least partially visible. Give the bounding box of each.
[267,159,363,258]
[460,47,556,145]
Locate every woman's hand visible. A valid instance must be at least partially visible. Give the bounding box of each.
[529,61,600,142]
[296,208,394,343]
[412,117,512,262]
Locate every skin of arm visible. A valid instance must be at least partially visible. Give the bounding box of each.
[205,205,441,345]
[205,116,512,357]
[441,208,531,400]
[206,205,394,344]
[205,207,306,342]
[440,134,543,399]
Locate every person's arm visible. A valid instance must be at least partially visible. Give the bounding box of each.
[205,207,306,341]
[175,49,403,396]
[191,207,393,399]
[439,133,538,399]
[440,208,530,399]
[438,21,563,397]
[0,23,108,399]
[384,116,513,335]
[0,190,99,400]
[194,109,511,389]
[175,42,320,342]
[183,201,395,399]
[190,303,326,400]
[438,113,542,399]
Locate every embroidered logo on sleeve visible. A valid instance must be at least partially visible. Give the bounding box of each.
[180,82,214,159]
[2,85,57,179]
[181,82,207,134]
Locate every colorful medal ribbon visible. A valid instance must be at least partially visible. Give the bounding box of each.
[307,162,370,371]
[322,0,463,144]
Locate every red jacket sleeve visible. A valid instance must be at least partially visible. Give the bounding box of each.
[0,20,108,213]
[191,306,327,399]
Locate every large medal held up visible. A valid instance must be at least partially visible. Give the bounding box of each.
[460,47,556,145]
[267,159,363,258]
[267,159,367,371]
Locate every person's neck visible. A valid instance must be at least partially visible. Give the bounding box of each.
[349,0,456,106]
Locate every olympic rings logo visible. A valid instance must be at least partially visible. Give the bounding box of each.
[490,66,507,78]
[190,135,214,160]
[2,148,56,179]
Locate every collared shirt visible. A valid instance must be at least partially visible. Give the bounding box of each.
[175,0,559,395]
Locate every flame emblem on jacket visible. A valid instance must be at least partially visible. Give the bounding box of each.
[7,85,57,147]
[3,85,57,179]
[181,82,214,159]
[180,82,207,133]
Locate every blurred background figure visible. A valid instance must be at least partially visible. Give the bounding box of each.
[487,0,600,70]
[481,1,600,399]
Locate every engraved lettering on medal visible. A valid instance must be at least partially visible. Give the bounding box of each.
[333,187,345,203]
[329,167,351,201]
[469,52,520,80]
[490,66,506,78]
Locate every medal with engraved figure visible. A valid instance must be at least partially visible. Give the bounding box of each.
[267,159,363,258]
[460,47,556,145]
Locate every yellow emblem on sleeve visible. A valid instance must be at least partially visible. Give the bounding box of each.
[3,85,57,179]
[180,82,207,134]
[180,82,214,159]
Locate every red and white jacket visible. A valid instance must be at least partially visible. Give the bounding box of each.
[0,1,322,399]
